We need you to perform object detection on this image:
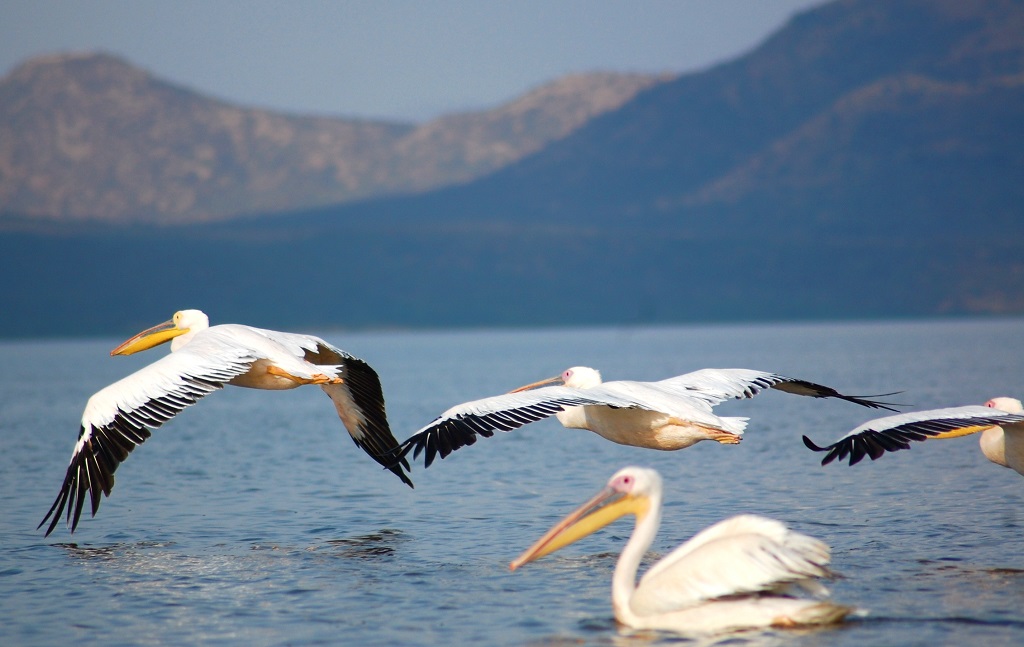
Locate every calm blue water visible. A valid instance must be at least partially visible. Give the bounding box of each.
[1,318,1023,646]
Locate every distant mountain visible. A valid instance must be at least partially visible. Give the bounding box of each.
[0,53,660,223]
[1,0,1022,338]
[371,0,1024,237]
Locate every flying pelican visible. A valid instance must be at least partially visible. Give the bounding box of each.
[397,366,898,467]
[803,397,1024,473]
[510,466,852,634]
[39,309,413,536]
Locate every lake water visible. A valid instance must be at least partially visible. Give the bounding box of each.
[1,318,1023,646]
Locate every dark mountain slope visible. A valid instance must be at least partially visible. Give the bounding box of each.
[366,0,1024,230]
[680,74,1024,240]
[3,218,1018,339]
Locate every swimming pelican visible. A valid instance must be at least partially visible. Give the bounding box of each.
[510,466,852,634]
[803,397,1024,473]
[398,366,898,467]
[39,309,412,536]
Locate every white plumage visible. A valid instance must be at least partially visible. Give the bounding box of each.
[40,309,412,536]
[804,396,1024,474]
[398,366,897,467]
[510,466,852,634]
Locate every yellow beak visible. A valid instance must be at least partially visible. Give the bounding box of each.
[111,319,189,356]
[509,375,562,394]
[510,486,648,571]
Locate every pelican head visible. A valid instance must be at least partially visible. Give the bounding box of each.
[111,309,209,356]
[510,466,658,571]
[986,397,1024,414]
[509,366,604,393]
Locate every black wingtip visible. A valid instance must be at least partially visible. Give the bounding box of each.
[802,435,827,452]
[374,447,414,488]
[39,504,64,537]
[391,467,415,489]
[424,442,438,468]
[397,457,415,489]
[38,495,62,536]
[38,461,80,536]
[383,442,414,470]
[842,392,908,413]
[802,435,843,466]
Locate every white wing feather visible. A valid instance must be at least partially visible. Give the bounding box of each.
[82,333,255,433]
[657,369,784,407]
[659,368,899,411]
[632,515,832,615]
[835,406,1021,441]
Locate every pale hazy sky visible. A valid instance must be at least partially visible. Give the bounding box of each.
[1,0,829,123]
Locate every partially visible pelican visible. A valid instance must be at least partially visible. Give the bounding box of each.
[40,309,412,536]
[510,466,852,635]
[803,397,1024,473]
[398,366,898,467]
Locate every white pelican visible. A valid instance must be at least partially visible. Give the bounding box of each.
[40,309,412,536]
[510,466,852,634]
[803,397,1024,473]
[398,366,898,467]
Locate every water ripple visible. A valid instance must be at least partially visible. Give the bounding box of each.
[1,319,1023,646]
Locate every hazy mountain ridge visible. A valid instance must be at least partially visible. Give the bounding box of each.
[387,72,670,193]
[0,53,660,223]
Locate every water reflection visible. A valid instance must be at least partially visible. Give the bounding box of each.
[324,528,410,559]
[58,540,174,561]
[522,620,842,647]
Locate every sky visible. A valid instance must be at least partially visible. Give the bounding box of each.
[1,0,828,123]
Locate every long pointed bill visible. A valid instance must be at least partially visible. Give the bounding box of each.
[111,319,187,356]
[509,486,648,571]
[509,375,562,394]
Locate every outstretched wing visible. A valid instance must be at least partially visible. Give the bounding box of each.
[658,368,901,411]
[397,386,649,468]
[319,352,413,488]
[633,515,834,614]
[247,329,413,488]
[40,338,255,535]
[802,405,1024,466]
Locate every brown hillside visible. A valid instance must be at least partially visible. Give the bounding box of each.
[0,52,662,223]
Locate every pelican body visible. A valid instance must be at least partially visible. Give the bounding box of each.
[40,309,412,536]
[399,366,898,467]
[536,368,746,449]
[511,467,851,635]
[804,397,1024,474]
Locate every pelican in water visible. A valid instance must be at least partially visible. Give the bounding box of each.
[40,309,412,536]
[510,466,852,635]
[803,397,1024,473]
[398,366,898,467]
